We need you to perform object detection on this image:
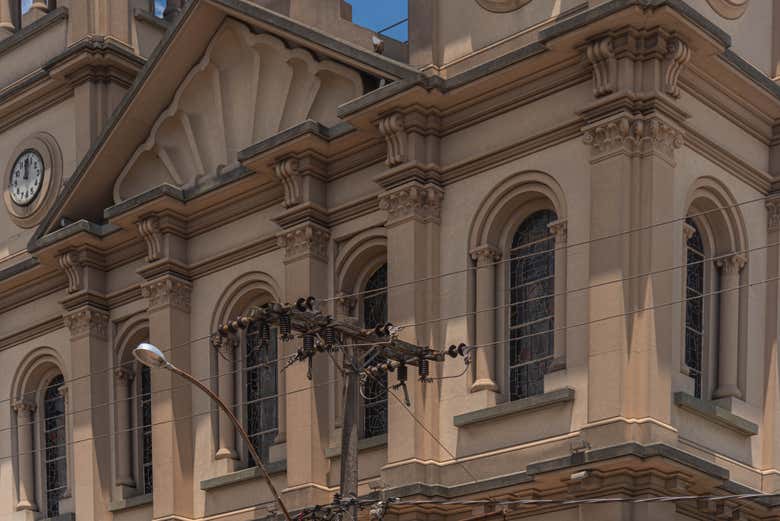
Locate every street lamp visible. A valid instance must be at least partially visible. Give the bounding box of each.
[133,343,293,521]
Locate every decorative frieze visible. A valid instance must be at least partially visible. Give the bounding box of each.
[58,251,83,293]
[141,276,192,311]
[378,113,407,166]
[276,223,330,262]
[663,38,691,98]
[137,215,162,262]
[586,36,616,97]
[582,115,684,159]
[63,307,109,339]
[274,158,303,208]
[379,183,443,224]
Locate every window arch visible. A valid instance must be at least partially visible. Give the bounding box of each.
[114,323,153,498]
[11,350,70,518]
[681,178,748,401]
[508,209,557,401]
[361,263,388,438]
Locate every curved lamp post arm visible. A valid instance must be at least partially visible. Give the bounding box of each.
[165,363,293,521]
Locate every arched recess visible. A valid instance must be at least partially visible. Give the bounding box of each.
[210,271,283,471]
[467,171,569,402]
[113,319,153,498]
[681,176,749,401]
[11,347,70,517]
[334,228,389,439]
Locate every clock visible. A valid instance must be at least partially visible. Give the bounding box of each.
[10,149,44,206]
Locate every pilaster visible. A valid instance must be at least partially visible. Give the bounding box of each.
[63,305,112,521]
[713,253,747,400]
[12,400,36,512]
[379,181,443,486]
[114,368,136,494]
[276,221,331,507]
[762,196,780,488]
[141,274,194,521]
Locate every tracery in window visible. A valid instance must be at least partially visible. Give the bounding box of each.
[139,365,153,494]
[509,209,556,401]
[245,321,278,463]
[685,219,705,398]
[43,374,66,518]
[362,263,388,438]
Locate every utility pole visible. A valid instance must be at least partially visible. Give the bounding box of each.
[213,298,471,520]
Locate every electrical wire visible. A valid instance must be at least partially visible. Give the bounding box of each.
[323,193,771,304]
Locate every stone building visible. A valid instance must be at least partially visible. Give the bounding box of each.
[0,0,778,520]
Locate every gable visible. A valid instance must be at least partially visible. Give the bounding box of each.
[113,19,362,203]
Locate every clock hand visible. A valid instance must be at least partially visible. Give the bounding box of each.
[23,156,28,180]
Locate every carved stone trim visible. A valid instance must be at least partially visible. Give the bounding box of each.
[274,158,302,208]
[716,253,747,274]
[469,245,502,264]
[63,307,109,339]
[276,223,330,262]
[582,115,684,159]
[547,219,568,243]
[663,38,691,98]
[137,215,162,262]
[141,276,192,312]
[767,197,780,232]
[586,36,616,97]
[12,400,36,414]
[58,251,83,293]
[378,113,407,167]
[378,183,443,224]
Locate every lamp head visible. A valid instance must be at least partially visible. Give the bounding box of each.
[133,343,170,369]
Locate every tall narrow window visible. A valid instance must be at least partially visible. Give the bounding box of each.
[362,264,388,438]
[43,374,66,518]
[685,219,705,398]
[246,322,278,463]
[139,365,153,494]
[509,210,556,401]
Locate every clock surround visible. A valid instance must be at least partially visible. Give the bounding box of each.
[3,133,62,228]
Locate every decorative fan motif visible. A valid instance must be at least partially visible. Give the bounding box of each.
[475,0,532,13]
[114,19,363,203]
[705,0,749,19]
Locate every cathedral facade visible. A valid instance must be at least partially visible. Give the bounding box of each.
[0,1,779,520]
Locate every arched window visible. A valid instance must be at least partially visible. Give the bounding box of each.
[508,209,557,401]
[42,374,67,518]
[245,320,278,463]
[362,264,388,438]
[684,219,705,398]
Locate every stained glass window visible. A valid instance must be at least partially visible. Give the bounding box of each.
[685,219,705,398]
[43,374,66,518]
[140,365,153,495]
[363,264,388,438]
[246,321,278,463]
[509,210,557,401]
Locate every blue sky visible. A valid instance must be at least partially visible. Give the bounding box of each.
[153,0,407,41]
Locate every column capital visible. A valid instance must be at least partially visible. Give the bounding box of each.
[582,114,684,162]
[716,253,747,274]
[63,307,109,340]
[12,399,36,414]
[547,219,568,242]
[114,367,135,384]
[141,275,192,312]
[683,221,697,241]
[276,222,330,262]
[379,182,443,225]
[469,244,501,264]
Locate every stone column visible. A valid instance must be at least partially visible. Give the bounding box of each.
[714,253,747,399]
[141,275,194,521]
[114,368,135,490]
[0,0,15,36]
[469,244,500,394]
[548,219,568,370]
[380,182,443,486]
[276,222,331,507]
[13,400,36,511]
[64,306,112,521]
[215,340,238,465]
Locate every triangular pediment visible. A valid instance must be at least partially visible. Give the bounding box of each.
[114,18,362,203]
[31,0,416,249]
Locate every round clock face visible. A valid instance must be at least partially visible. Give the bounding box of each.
[10,149,44,206]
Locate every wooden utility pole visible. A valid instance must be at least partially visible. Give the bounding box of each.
[339,340,360,519]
